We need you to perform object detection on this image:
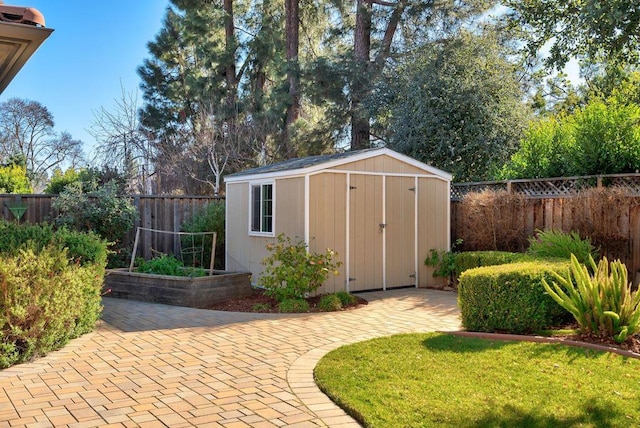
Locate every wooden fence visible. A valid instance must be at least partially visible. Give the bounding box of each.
[0,194,223,262]
[451,188,640,277]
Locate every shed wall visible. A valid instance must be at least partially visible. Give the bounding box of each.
[226,177,305,282]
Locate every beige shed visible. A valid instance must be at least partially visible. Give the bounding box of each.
[224,147,452,294]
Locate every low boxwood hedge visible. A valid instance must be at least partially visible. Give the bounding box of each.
[0,221,107,368]
[455,251,532,276]
[458,260,572,334]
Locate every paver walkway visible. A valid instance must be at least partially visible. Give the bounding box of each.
[0,289,460,427]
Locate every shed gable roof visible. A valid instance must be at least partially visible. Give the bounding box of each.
[225,147,451,182]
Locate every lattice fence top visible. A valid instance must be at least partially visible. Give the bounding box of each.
[451,174,640,200]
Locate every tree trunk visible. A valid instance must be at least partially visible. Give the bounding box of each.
[223,0,237,111]
[351,0,372,150]
[284,0,300,157]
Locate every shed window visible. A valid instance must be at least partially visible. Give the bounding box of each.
[251,183,273,234]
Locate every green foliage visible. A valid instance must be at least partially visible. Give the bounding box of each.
[180,202,225,269]
[259,234,342,302]
[542,255,640,343]
[455,251,531,275]
[52,182,137,267]
[0,220,108,266]
[504,0,640,69]
[501,83,640,179]
[0,164,31,193]
[458,261,572,333]
[335,291,357,306]
[0,246,105,368]
[424,239,462,285]
[318,294,343,312]
[251,303,272,312]
[136,255,206,277]
[527,229,597,265]
[381,29,530,181]
[278,298,310,313]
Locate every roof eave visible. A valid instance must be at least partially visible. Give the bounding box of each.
[0,20,53,95]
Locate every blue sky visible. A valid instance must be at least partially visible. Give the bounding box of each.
[0,0,169,159]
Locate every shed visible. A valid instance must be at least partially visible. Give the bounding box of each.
[224,147,452,294]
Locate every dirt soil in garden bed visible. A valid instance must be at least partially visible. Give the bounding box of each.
[207,288,368,313]
[554,327,640,355]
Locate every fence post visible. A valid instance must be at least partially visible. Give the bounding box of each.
[597,176,603,188]
[506,181,512,194]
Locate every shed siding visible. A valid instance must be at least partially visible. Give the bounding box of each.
[309,173,347,294]
[329,155,433,176]
[226,178,305,283]
[417,177,449,287]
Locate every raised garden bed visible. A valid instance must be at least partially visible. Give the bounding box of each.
[104,268,252,309]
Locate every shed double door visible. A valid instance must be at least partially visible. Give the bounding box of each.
[348,174,416,291]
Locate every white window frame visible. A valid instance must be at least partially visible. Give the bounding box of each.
[248,181,275,236]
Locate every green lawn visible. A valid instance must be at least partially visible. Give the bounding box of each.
[314,333,640,427]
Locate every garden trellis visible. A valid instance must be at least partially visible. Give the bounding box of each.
[129,227,217,275]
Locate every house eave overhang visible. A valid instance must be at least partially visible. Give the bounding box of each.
[224,147,453,184]
[0,20,53,95]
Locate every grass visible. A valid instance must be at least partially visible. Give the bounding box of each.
[314,333,640,427]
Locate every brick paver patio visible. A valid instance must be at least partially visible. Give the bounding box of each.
[0,289,460,427]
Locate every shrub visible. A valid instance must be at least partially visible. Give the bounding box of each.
[335,291,357,306]
[52,182,137,267]
[424,239,463,285]
[278,298,310,313]
[527,229,597,265]
[0,220,108,266]
[260,234,342,302]
[319,294,343,312]
[180,202,225,269]
[0,246,105,368]
[458,261,571,334]
[543,255,640,343]
[455,251,531,275]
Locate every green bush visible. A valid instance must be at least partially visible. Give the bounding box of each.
[455,251,531,275]
[278,298,310,313]
[0,246,105,368]
[527,229,597,265]
[260,234,342,302]
[543,255,640,343]
[180,202,225,269]
[52,182,137,267]
[458,261,572,334]
[319,294,343,312]
[335,291,357,306]
[0,220,108,266]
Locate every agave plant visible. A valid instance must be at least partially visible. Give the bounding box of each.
[542,254,640,343]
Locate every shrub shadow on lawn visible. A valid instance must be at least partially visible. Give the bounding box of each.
[466,402,622,428]
[423,333,608,362]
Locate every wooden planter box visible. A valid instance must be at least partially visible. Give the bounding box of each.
[104,269,252,309]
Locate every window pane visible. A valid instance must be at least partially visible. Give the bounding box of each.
[262,184,273,232]
[251,186,261,231]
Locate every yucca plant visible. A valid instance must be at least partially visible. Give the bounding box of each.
[542,254,640,343]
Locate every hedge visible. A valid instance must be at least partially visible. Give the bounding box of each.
[455,251,532,276]
[458,260,572,334]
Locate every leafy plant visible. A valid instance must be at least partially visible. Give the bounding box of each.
[319,294,343,312]
[259,234,342,302]
[335,291,357,306]
[136,254,206,277]
[278,298,309,313]
[542,255,640,343]
[527,229,597,265]
[251,303,272,312]
[424,239,462,286]
[180,202,225,269]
